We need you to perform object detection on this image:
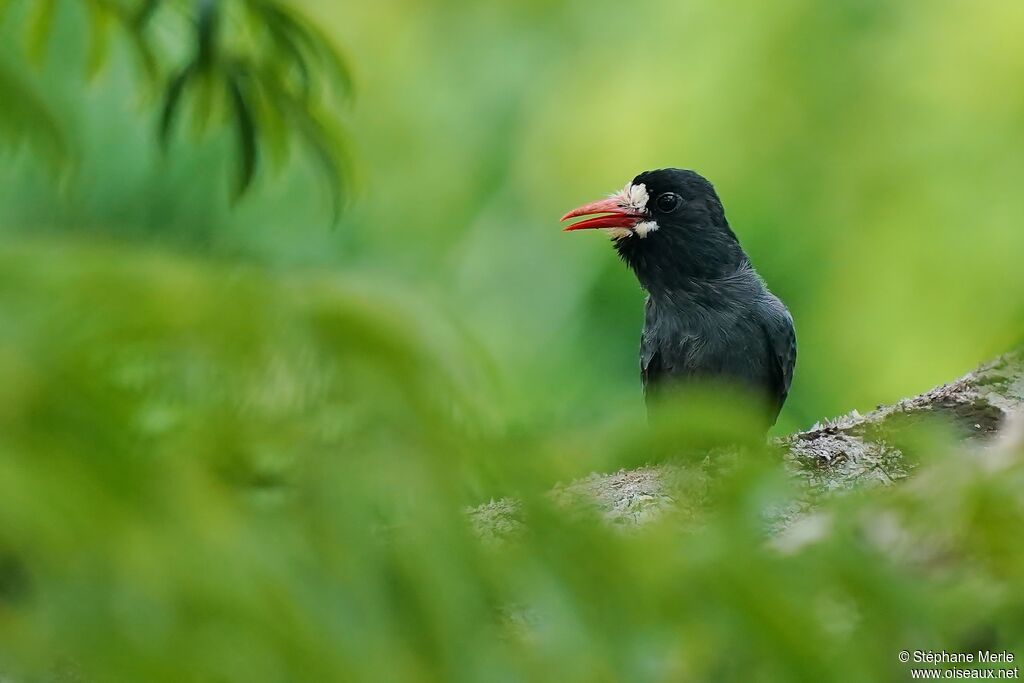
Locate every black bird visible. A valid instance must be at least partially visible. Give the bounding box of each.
[561,168,796,429]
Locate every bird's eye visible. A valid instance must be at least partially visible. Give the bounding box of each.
[655,192,682,213]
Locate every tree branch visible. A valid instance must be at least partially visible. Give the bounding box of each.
[469,349,1024,538]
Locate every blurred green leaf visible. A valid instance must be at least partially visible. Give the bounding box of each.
[226,62,258,197]
[0,59,69,163]
[2,0,354,211]
[83,0,112,78]
[0,241,1020,682]
[25,0,57,63]
[158,62,197,147]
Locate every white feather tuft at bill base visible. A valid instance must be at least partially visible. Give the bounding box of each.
[606,183,658,238]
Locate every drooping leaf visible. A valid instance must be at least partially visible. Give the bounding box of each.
[4,0,355,215]
[250,68,291,169]
[26,0,58,63]
[194,0,220,69]
[123,27,160,84]
[133,0,163,28]
[286,99,350,223]
[159,63,198,148]
[85,1,113,79]
[189,69,221,137]
[226,63,259,198]
[261,2,354,100]
[258,8,313,101]
[0,59,69,164]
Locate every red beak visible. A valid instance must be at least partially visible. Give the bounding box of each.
[560,197,645,232]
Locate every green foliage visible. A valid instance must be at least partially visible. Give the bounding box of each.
[1,0,1024,680]
[0,0,352,206]
[0,60,68,163]
[0,242,1022,682]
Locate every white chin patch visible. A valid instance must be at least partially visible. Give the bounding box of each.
[632,220,659,238]
[603,182,659,239]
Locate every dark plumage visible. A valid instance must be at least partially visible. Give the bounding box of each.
[562,168,796,428]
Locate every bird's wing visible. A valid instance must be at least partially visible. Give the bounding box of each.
[641,330,700,401]
[640,296,675,398]
[640,333,665,398]
[759,304,797,423]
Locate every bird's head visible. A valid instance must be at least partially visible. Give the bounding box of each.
[560,168,746,285]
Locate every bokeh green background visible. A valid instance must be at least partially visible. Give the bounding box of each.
[2,1,1024,681]
[5,0,1024,431]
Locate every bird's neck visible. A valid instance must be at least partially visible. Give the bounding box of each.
[616,232,751,301]
[644,263,761,316]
